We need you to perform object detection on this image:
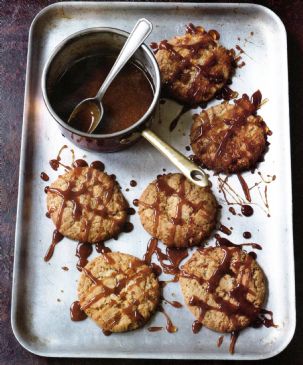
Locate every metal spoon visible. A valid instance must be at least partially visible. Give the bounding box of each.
[68,18,209,187]
[67,18,153,133]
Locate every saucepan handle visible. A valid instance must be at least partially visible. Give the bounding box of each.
[141,129,209,187]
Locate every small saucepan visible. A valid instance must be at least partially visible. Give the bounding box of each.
[42,27,208,187]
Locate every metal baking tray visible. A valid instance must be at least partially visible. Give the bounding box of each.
[11,2,295,360]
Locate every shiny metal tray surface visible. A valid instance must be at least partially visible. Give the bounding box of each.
[12,2,295,360]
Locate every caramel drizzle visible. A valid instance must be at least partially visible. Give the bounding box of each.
[152,24,232,105]
[139,175,208,246]
[47,167,121,242]
[80,260,158,331]
[182,247,261,333]
[143,237,188,278]
[215,234,262,251]
[49,145,70,171]
[44,229,64,261]
[237,173,251,202]
[158,305,178,333]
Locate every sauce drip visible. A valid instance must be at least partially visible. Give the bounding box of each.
[148,326,163,332]
[217,335,224,348]
[237,174,251,202]
[251,309,277,328]
[44,229,64,262]
[243,231,252,239]
[143,237,188,279]
[159,305,177,333]
[229,207,236,215]
[40,172,49,181]
[70,301,87,321]
[219,224,232,235]
[95,241,111,254]
[76,242,93,271]
[130,180,137,187]
[49,55,154,135]
[133,199,139,207]
[122,222,134,233]
[241,205,254,217]
[127,207,136,216]
[90,160,105,171]
[72,159,88,168]
[49,145,70,171]
[229,331,239,354]
[192,320,203,334]
[162,297,183,309]
[215,233,262,250]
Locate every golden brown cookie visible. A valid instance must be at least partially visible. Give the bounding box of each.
[190,92,271,173]
[152,24,235,106]
[78,252,160,333]
[179,246,266,332]
[47,167,128,243]
[138,173,218,248]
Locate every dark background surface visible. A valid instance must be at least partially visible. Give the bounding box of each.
[0,0,302,364]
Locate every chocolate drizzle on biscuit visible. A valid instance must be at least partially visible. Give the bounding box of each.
[181,246,263,349]
[78,256,159,332]
[46,167,125,242]
[152,24,234,105]
[139,175,212,246]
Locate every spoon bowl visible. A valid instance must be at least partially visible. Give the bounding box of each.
[68,98,103,134]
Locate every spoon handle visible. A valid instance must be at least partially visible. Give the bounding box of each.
[141,129,209,187]
[96,18,153,101]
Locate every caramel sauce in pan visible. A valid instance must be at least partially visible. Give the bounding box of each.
[69,101,100,133]
[49,55,154,134]
[44,229,64,262]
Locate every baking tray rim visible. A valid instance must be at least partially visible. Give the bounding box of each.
[11,1,296,359]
